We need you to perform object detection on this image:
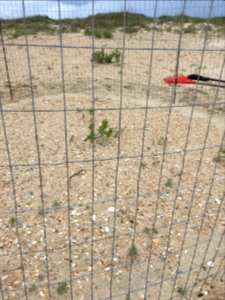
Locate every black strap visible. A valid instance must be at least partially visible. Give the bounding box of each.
[187,74,225,83]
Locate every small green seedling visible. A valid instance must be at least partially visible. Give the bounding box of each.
[29,283,37,292]
[152,159,160,166]
[85,109,114,143]
[97,119,113,138]
[140,162,146,168]
[157,136,164,145]
[38,207,44,216]
[165,178,173,187]
[69,135,75,142]
[53,200,61,208]
[177,286,186,295]
[128,244,138,261]
[57,281,68,294]
[142,226,150,234]
[9,217,17,226]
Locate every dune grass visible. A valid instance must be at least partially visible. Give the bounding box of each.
[1,13,224,39]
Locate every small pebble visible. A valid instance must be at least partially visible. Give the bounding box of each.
[108,207,115,212]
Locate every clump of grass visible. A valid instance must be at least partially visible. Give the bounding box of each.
[165,178,173,187]
[57,281,68,295]
[128,244,138,261]
[177,286,186,295]
[9,217,17,226]
[2,13,224,40]
[184,24,197,34]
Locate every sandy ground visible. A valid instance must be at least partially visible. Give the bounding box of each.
[0,29,225,299]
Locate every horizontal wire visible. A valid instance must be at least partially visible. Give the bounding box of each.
[1,102,225,113]
[0,143,223,169]
[1,42,225,52]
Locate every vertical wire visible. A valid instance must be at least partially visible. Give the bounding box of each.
[156,5,187,299]
[157,1,216,299]
[91,0,96,298]
[21,0,51,297]
[0,95,28,299]
[57,0,73,298]
[174,58,225,298]
[125,1,158,299]
[0,20,13,101]
[109,0,127,298]
[0,277,4,300]
[140,1,187,299]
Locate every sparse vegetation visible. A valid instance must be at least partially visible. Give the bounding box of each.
[38,207,44,216]
[85,109,115,143]
[213,147,225,163]
[1,13,224,39]
[9,217,17,226]
[91,49,121,64]
[142,226,151,234]
[177,286,186,295]
[165,178,173,187]
[57,281,68,294]
[53,200,61,208]
[128,243,138,260]
[29,283,37,292]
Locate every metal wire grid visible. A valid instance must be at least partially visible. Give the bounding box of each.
[0,0,225,299]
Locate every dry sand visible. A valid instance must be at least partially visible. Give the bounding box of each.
[0,29,224,299]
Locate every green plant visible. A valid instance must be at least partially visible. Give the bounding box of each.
[29,283,37,292]
[213,154,225,163]
[142,226,150,234]
[103,31,113,39]
[57,281,68,294]
[112,49,121,63]
[38,207,44,216]
[85,109,114,143]
[53,200,61,208]
[9,217,17,226]
[177,286,186,295]
[165,178,173,187]
[128,244,138,260]
[91,49,121,64]
[152,159,160,166]
[69,135,75,142]
[184,24,197,34]
[97,119,113,138]
[157,136,164,145]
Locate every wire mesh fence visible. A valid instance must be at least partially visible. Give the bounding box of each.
[0,0,225,299]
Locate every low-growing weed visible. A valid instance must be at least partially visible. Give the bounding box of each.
[165,178,173,187]
[91,49,121,64]
[57,281,68,294]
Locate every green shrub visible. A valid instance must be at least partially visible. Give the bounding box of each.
[91,49,121,64]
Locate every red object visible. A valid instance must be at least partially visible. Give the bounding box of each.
[164,74,196,84]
